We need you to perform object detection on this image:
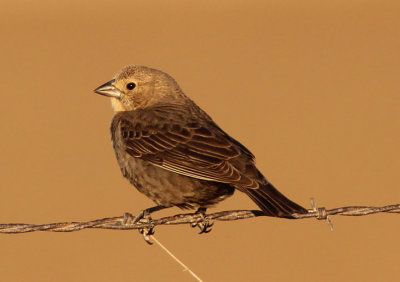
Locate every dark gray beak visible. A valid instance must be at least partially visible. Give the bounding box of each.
[94,79,121,98]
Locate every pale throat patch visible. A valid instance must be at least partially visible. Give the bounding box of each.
[110,98,126,112]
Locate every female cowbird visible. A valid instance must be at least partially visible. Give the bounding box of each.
[94,65,308,230]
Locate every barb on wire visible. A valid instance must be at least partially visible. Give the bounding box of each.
[0,202,398,234]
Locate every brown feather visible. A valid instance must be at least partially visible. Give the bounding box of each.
[112,106,256,187]
[101,65,308,217]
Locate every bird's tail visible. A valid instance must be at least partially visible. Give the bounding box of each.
[244,182,308,218]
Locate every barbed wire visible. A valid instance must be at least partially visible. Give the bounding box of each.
[1,201,398,234]
[2,201,397,281]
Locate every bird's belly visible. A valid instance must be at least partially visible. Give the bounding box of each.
[117,153,234,209]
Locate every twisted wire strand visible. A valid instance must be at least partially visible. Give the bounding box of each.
[1,203,398,234]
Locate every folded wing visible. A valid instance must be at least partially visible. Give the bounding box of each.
[111,106,260,188]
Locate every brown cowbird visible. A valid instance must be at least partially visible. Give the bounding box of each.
[94,65,308,228]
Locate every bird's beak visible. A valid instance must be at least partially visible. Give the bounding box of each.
[94,79,121,98]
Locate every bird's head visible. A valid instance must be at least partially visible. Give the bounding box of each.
[94,65,185,112]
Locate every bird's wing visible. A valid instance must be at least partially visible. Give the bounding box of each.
[111,107,260,188]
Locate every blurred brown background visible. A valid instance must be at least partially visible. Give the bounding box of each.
[0,1,399,281]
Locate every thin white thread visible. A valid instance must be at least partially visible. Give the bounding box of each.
[149,235,203,282]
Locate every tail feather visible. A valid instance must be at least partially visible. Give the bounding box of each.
[244,182,308,218]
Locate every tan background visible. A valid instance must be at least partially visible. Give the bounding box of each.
[0,1,399,281]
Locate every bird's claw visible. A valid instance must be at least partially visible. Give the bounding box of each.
[191,210,214,234]
[138,213,156,245]
[123,211,155,244]
[191,219,213,234]
[139,223,155,245]
[198,219,214,234]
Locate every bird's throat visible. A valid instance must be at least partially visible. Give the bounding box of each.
[110,98,126,112]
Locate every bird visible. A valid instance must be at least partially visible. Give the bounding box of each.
[94,65,308,232]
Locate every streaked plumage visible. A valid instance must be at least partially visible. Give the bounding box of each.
[95,65,308,218]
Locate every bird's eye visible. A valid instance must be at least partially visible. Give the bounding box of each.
[126,82,136,90]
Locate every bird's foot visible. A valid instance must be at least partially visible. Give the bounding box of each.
[135,210,157,245]
[122,212,154,244]
[138,213,156,245]
[124,205,166,245]
[191,207,214,234]
[132,205,166,224]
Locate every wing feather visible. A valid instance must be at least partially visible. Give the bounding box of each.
[111,107,259,188]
